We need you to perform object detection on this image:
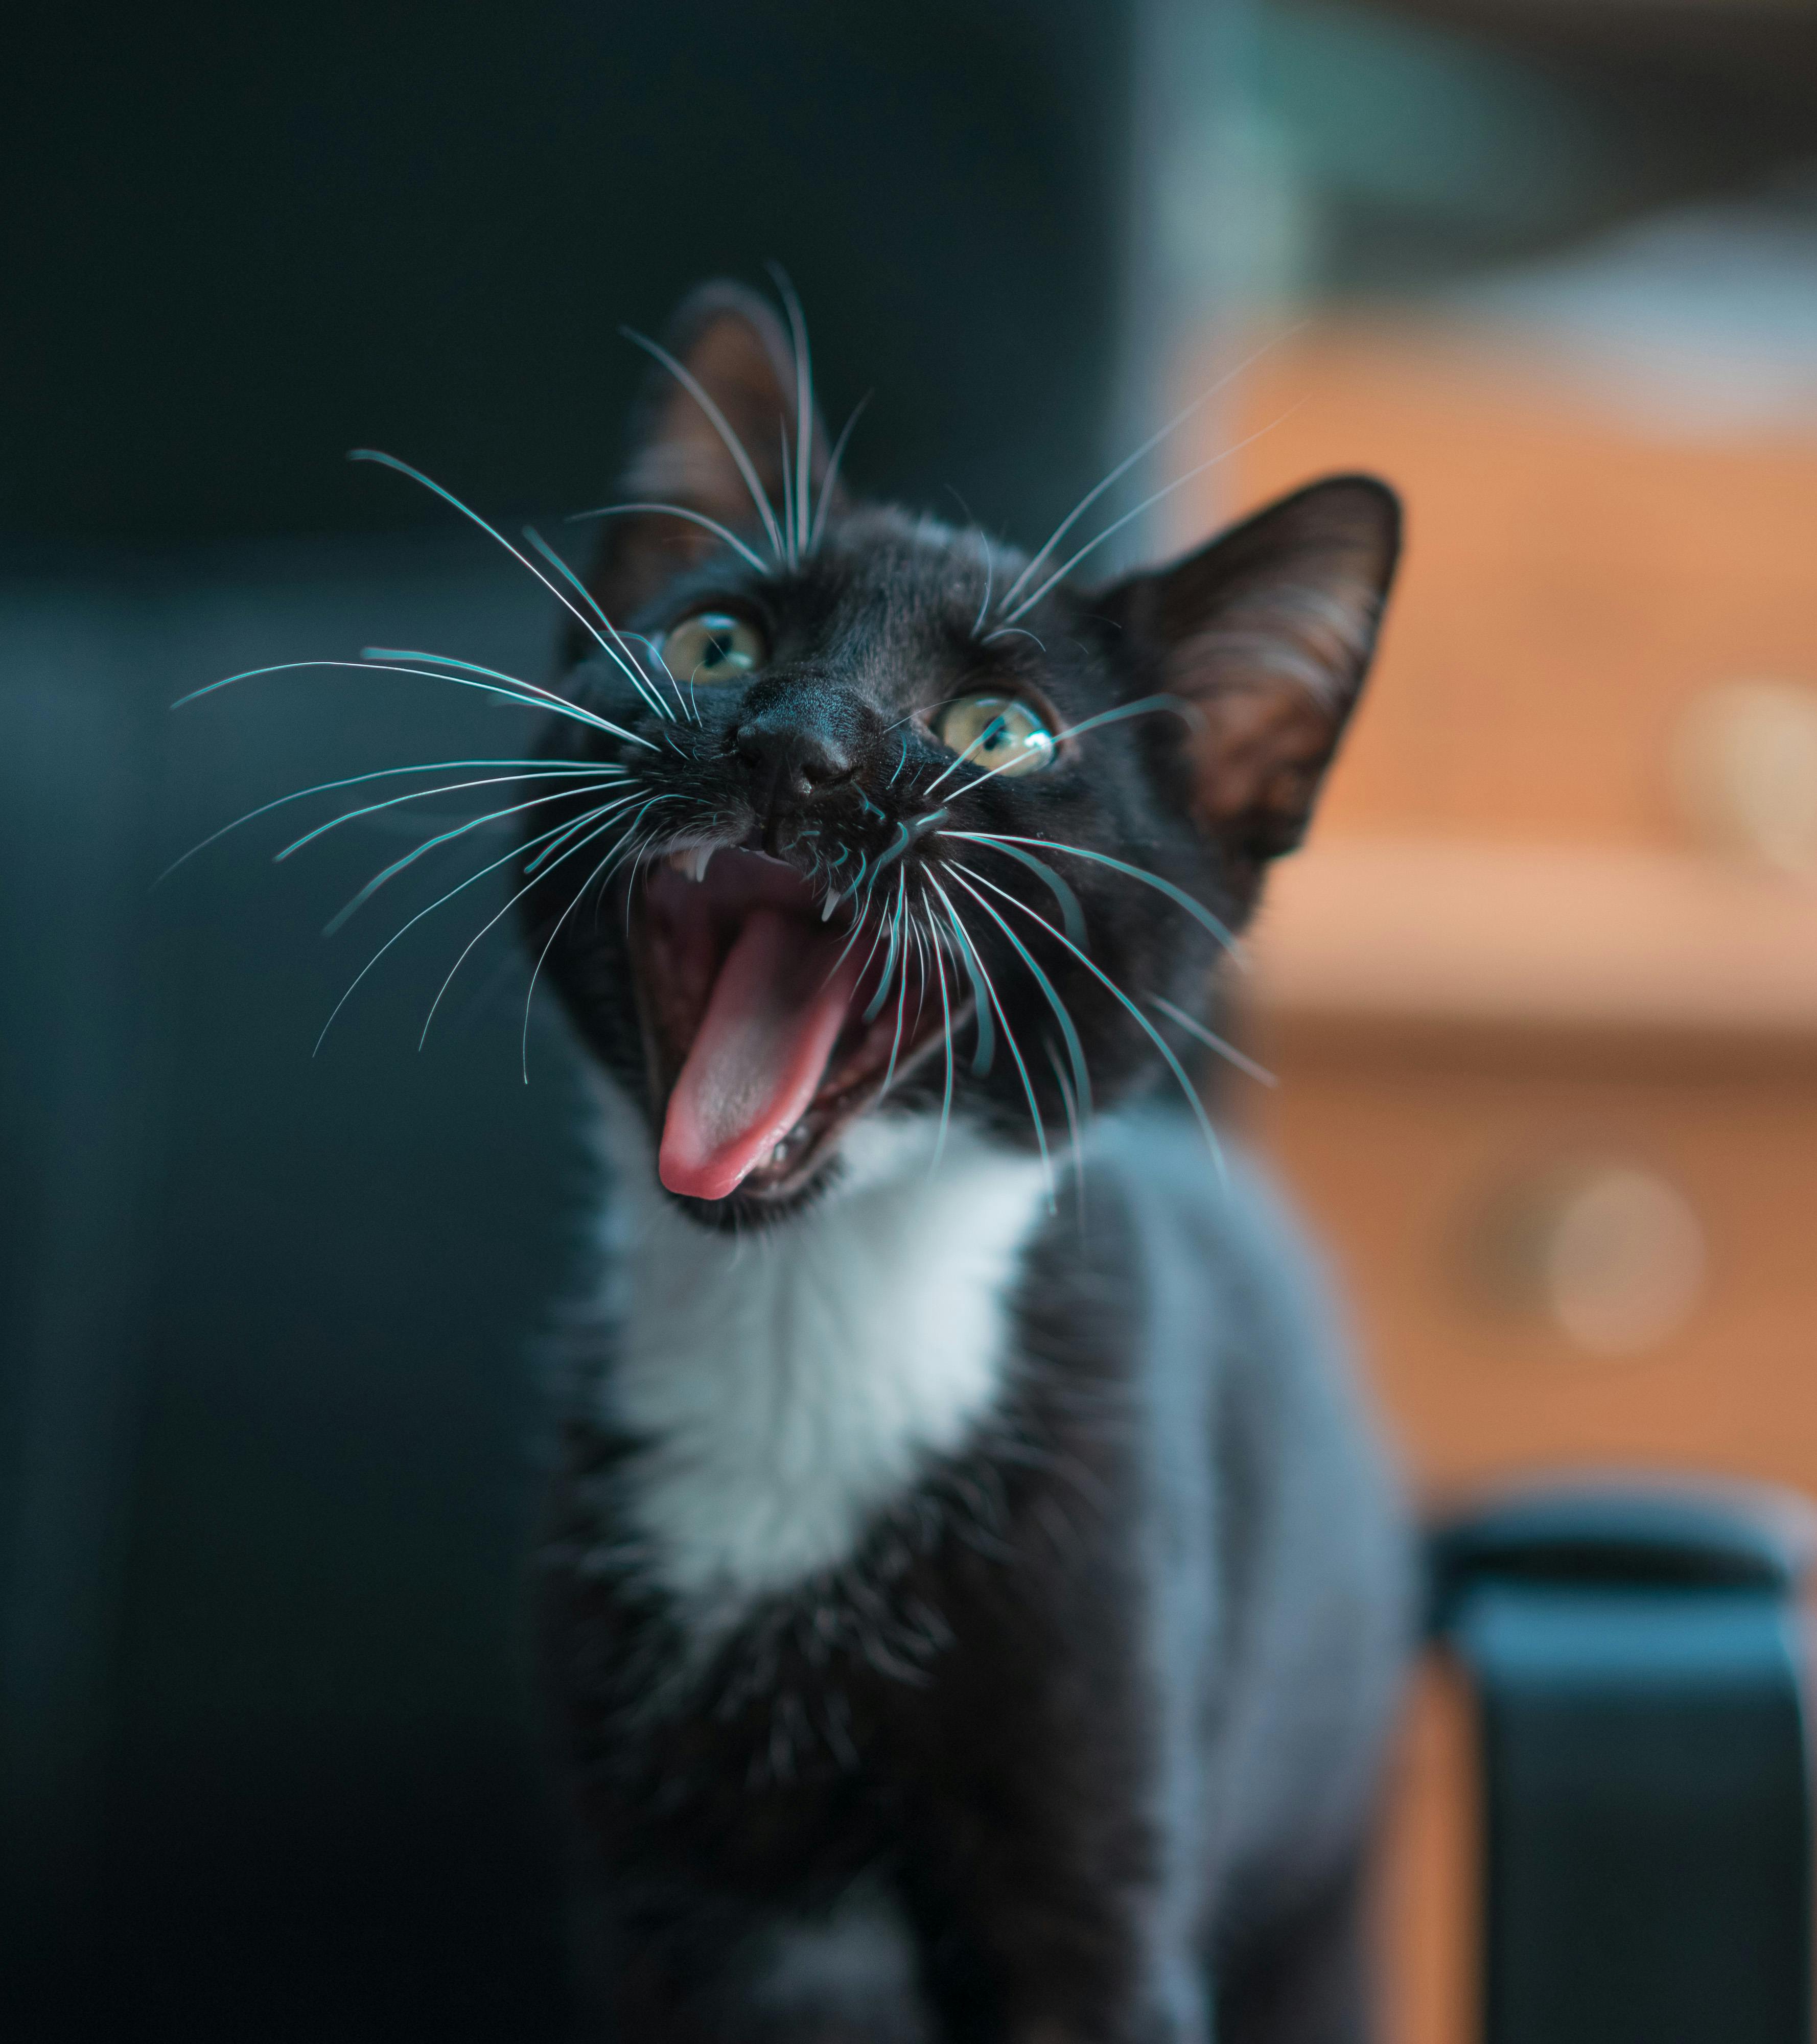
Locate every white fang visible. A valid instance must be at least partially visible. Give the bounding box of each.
[665,844,716,883]
[592,1108,1049,1619]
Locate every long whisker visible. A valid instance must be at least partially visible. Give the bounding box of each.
[908,909,931,1033]
[521,799,679,1081]
[565,501,772,580]
[1043,1037,1085,1227]
[880,903,913,1097]
[766,262,816,562]
[174,656,653,750]
[777,417,798,570]
[942,863,1092,1121]
[994,330,1297,619]
[418,797,659,1053]
[824,858,886,985]
[942,830,1243,959]
[948,860,1224,1183]
[809,394,869,554]
[998,404,1306,625]
[618,328,785,561]
[1147,993,1276,1088]
[860,870,908,1025]
[943,489,994,639]
[520,526,678,723]
[347,449,669,679]
[357,647,657,751]
[1052,694,1202,746]
[924,714,1009,794]
[946,694,1198,802]
[524,788,648,876]
[924,874,1052,1206]
[274,767,625,863]
[158,756,611,883]
[996,398,1209,619]
[945,888,996,1078]
[323,784,644,936]
[313,800,623,1056]
[941,834,1084,945]
[927,894,957,1170]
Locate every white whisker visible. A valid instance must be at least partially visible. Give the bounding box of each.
[943,830,1242,959]
[924,870,1054,1207]
[417,794,653,1050]
[994,329,1298,619]
[521,525,678,723]
[947,859,1224,1184]
[941,863,1091,1122]
[347,449,677,690]
[312,798,629,1057]
[765,262,816,562]
[520,796,680,1081]
[1147,993,1276,1088]
[619,327,785,561]
[809,395,868,554]
[175,656,656,751]
[275,766,625,864]
[324,784,644,937]
[566,501,772,578]
[158,756,618,884]
[998,402,1306,625]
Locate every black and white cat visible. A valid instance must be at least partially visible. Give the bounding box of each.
[527,283,1414,2044]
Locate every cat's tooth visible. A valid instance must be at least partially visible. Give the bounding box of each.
[665,846,716,884]
[821,889,841,922]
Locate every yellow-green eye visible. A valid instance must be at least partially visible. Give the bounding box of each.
[933,693,1056,778]
[660,611,765,684]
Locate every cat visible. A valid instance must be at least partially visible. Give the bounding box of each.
[522,281,1415,2044]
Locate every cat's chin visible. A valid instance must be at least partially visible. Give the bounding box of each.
[621,842,965,1221]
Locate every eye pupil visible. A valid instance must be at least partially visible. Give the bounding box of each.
[933,694,1056,778]
[660,611,765,684]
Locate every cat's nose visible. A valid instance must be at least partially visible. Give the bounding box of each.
[733,706,855,808]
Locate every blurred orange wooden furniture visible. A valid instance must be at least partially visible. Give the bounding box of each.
[1172,318,1817,2044]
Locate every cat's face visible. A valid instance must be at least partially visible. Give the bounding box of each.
[526,284,1398,1227]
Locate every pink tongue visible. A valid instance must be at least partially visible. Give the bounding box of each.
[659,908,860,1201]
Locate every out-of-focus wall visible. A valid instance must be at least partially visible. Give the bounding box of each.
[1157,7,1817,2036]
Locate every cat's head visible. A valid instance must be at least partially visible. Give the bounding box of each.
[526,282,1399,1226]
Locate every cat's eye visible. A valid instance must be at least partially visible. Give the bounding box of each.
[660,611,766,684]
[933,693,1056,778]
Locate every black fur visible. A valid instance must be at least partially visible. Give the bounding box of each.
[526,284,1414,2042]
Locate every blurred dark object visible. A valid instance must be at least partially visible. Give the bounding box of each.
[0,0,1127,549]
[1431,1481,1815,2044]
[0,543,578,2041]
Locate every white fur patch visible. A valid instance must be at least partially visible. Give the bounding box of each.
[751,1883,921,2020]
[588,1096,1050,1621]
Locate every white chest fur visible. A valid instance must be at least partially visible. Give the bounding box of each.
[590,1111,1051,1619]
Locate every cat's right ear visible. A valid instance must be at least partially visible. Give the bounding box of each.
[580,281,840,628]
[1100,474,1400,865]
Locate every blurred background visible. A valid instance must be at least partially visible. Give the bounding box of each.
[3,3,1814,2038]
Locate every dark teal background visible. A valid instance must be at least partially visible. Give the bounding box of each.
[0,6,1131,2037]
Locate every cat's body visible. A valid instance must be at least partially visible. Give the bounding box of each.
[544,1105,1408,2044]
[511,281,1416,2042]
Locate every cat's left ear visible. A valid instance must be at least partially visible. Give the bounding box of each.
[581,280,841,629]
[1100,475,1400,861]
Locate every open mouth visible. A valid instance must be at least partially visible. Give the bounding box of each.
[631,843,960,1205]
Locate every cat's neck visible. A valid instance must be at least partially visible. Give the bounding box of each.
[587,1093,1052,1622]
